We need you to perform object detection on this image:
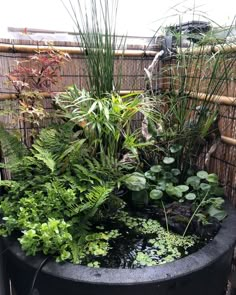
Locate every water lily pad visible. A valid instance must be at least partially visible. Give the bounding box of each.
[186,176,200,189]
[123,172,146,191]
[144,171,156,181]
[197,171,208,179]
[177,185,189,192]
[207,173,219,183]
[150,165,162,173]
[163,157,175,165]
[185,193,196,200]
[200,183,211,191]
[156,180,167,191]
[166,185,183,198]
[163,172,173,180]
[170,144,182,153]
[150,189,163,200]
[208,205,227,221]
[171,168,181,176]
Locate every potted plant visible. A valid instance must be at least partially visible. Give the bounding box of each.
[0,1,236,295]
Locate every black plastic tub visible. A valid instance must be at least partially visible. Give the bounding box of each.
[2,202,236,295]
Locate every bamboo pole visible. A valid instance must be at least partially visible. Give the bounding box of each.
[221,135,236,146]
[178,46,213,55]
[0,90,143,101]
[0,43,158,57]
[214,43,236,53]
[1,91,236,105]
[188,92,236,106]
[178,43,236,55]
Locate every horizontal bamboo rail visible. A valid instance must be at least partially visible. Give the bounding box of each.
[178,43,236,55]
[221,135,236,146]
[1,91,236,105]
[0,91,143,101]
[188,92,236,106]
[0,43,158,57]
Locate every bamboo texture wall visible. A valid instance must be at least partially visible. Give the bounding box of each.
[0,38,236,206]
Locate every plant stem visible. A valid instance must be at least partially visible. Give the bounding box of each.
[183,190,209,237]
[161,200,169,233]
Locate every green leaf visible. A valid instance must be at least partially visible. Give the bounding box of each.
[207,173,219,183]
[123,172,146,191]
[197,171,208,179]
[185,193,197,200]
[144,171,156,181]
[156,180,167,191]
[163,157,175,165]
[163,171,173,180]
[177,185,189,192]
[171,168,181,176]
[103,106,110,120]
[150,189,163,200]
[166,185,183,198]
[200,183,211,191]
[150,165,162,173]
[212,186,224,197]
[186,176,200,189]
[170,144,182,153]
[34,151,55,173]
[208,205,227,221]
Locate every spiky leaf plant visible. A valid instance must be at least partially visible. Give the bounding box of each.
[63,0,125,97]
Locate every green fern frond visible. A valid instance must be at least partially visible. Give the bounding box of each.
[0,180,17,187]
[32,145,56,173]
[80,185,113,219]
[73,164,103,185]
[59,139,86,162]
[33,122,75,155]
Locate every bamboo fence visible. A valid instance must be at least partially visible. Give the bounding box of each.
[0,38,236,205]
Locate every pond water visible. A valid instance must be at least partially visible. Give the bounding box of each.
[82,205,216,268]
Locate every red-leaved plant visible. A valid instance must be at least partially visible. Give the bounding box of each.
[6,47,70,144]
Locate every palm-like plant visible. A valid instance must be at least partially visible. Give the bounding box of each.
[55,86,159,173]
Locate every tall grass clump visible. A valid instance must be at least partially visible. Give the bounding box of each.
[62,0,125,98]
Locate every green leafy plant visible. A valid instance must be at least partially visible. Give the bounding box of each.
[122,144,226,232]
[55,86,158,177]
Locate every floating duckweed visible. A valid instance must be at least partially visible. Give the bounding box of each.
[87,261,100,268]
[115,210,197,267]
[134,252,157,267]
